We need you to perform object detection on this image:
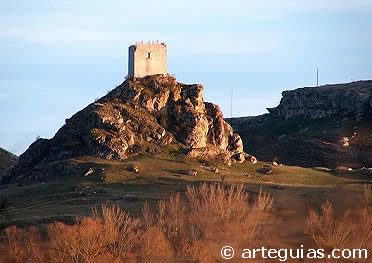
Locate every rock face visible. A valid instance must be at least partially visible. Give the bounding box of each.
[6,75,245,183]
[0,147,17,179]
[267,81,372,119]
[227,80,372,168]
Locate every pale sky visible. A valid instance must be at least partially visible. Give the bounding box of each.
[1,0,371,155]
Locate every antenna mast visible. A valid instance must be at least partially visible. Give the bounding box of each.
[230,88,233,118]
[317,68,319,87]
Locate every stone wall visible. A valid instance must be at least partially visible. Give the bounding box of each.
[128,42,167,78]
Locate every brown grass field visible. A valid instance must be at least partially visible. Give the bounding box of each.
[0,147,371,262]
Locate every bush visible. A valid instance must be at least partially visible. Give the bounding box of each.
[0,184,275,262]
[47,218,106,263]
[0,226,46,263]
[306,185,371,261]
[92,204,140,259]
[186,184,273,242]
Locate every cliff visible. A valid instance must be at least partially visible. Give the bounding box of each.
[227,81,372,168]
[267,81,372,119]
[4,75,245,184]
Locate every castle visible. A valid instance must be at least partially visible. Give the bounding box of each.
[128,41,167,78]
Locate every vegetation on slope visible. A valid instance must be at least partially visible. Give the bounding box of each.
[0,184,370,262]
[0,148,17,179]
[229,115,372,168]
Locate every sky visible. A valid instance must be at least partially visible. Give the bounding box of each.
[1,0,371,155]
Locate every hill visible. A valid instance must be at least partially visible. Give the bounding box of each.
[0,147,17,179]
[3,75,246,185]
[227,81,372,168]
[1,77,370,228]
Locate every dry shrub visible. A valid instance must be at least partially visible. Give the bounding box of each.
[47,218,106,263]
[160,193,187,241]
[188,240,218,263]
[140,226,173,263]
[48,205,139,262]
[139,203,174,262]
[147,183,274,260]
[306,185,371,262]
[152,194,190,257]
[306,202,354,249]
[92,204,140,259]
[0,226,46,263]
[186,184,274,242]
[0,184,275,262]
[92,253,123,263]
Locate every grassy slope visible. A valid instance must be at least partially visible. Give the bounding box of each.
[232,116,372,168]
[1,142,367,228]
[0,147,17,178]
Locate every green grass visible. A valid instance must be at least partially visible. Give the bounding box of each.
[76,145,348,186]
[0,145,367,228]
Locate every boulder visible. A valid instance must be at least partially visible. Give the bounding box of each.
[339,137,349,147]
[243,153,257,164]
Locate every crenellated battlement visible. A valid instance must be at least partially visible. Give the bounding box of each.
[128,41,167,78]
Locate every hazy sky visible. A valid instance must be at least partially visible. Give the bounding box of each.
[1,0,371,155]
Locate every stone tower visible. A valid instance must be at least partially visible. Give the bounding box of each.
[128,41,167,78]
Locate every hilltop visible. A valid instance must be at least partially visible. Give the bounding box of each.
[3,75,246,185]
[227,80,372,168]
[0,147,17,179]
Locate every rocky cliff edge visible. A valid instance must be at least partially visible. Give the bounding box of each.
[267,80,372,119]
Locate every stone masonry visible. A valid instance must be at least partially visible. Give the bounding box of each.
[128,41,167,78]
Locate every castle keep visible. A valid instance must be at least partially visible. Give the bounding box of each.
[128,41,167,78]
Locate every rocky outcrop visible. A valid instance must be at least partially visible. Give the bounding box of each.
[267,81,372,119]
[227,80,372,168]
[6,75,245,183]
[0,147,17,179]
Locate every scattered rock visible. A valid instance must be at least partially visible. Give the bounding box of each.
[233,152,245,163]
[339,137,349,147]
[335,166,353,172]
[271,161,279,166]
[243,153,257,164]
[84,167,95,177]
[250,156,258,164]
[258,167,273,175]
[187,170,198,176]
[129,165,139,173]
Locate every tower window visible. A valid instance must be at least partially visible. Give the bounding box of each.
[147,52,151,59]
